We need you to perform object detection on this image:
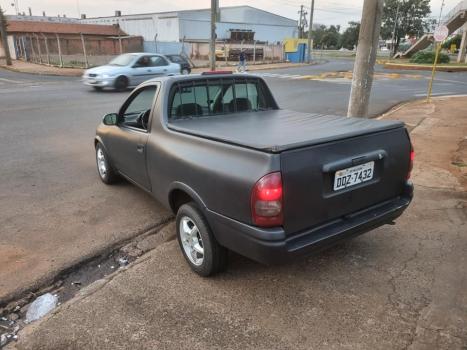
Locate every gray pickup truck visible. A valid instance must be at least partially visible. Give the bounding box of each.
[94,72,414,276]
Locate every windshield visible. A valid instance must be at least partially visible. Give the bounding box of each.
[108,54,136,66]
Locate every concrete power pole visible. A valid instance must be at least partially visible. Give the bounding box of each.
[209,0,217,71]
[390,1,400,57]
[0,7,12,66]
[307,0,315,63]
[298,5,304,38]
[347,0,384,118]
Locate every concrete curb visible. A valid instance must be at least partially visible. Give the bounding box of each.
[377,94,467,120]
[0,216,173,310]
[383,62,467,72]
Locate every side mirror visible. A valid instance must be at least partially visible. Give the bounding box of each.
[103,113,118,125]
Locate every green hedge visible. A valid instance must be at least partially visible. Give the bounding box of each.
[410,51,450,64]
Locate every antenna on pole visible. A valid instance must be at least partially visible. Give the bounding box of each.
[437,0,445,25]
[76,0,81,18]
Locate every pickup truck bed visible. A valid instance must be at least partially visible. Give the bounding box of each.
[168,109,404,153]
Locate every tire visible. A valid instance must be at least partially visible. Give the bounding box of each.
[176,203,228,276]
[114,76,128,91]
[93,86,103,91]
[95,143,119,184]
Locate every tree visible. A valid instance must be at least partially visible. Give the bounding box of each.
[310,25,341,49]
[321,25,340,49]
[381,0,431,53]
[340,21,360,50]
[442,34,462,51]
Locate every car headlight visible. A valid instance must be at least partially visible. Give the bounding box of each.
[102,74,113,79]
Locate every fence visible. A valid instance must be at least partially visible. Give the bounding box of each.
[11,33,143,68]
[143,41,192,56]
[188,41,285,65]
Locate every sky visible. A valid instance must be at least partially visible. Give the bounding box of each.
[0,0,462,29]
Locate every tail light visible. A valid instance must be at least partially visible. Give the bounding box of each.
[251,172,283,227]
[407,144,415,179]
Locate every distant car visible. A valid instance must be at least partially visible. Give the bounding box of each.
[165,54,191,75]
[82,53,180,91]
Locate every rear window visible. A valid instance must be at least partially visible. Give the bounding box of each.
[169,78,275,119]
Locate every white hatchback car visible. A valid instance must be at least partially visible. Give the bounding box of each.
[82,53,181,91]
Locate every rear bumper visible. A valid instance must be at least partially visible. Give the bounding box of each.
[206,182,413,265]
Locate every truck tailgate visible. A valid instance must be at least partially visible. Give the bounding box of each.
[281,127,411,235]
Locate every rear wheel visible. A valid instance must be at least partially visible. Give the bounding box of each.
[114,76,128,91]
[176,203,228,276]
[95,143,119,184]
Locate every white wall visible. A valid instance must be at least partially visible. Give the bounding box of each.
[82,6,297,43]
[82,13,179,42]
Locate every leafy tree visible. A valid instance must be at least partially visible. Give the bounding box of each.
[340,21,360,50]
[310,25,328,49]
[442,34,462,51]
[381,0,432,53]
[320,25,341,49]
[310,25,342,49]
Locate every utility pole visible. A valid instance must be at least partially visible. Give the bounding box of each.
[298,5,303,38]
[307,0,315,63]
[0,7,12,66]
[391,1,400,57]
[209,0,217,71]
[298,5,306,38]
[347,0,384,118]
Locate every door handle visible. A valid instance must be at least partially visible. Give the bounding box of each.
[136,144,145,153]
[147,69,152,72]
[163,69,167,72]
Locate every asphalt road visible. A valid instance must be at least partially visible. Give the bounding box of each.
[0,58,466,304]
[257,59,467,116]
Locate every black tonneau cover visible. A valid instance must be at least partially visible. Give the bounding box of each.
[168,109,404,153]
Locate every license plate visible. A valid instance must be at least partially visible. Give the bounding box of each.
[333,161,374,191]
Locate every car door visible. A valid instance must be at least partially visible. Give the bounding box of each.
[130,55,155,85]
[106,84,159,190]
[149,55,173,76]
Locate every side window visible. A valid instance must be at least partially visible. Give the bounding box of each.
[134,56,151,68]
[150,56,168,67]
[234,81,261,111]
[170,84,209,118]
[119,86,157,130]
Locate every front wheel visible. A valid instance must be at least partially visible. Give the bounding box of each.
[176,203,228,276]
[114,76,128,91]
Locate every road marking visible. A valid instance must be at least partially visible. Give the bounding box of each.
[414,92,455,97]
[0,77,33,84]
[434,78,467,85]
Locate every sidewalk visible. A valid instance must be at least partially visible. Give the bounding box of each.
[10,98,467,350]
[0,59,312,77]
[0,60,83,77]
